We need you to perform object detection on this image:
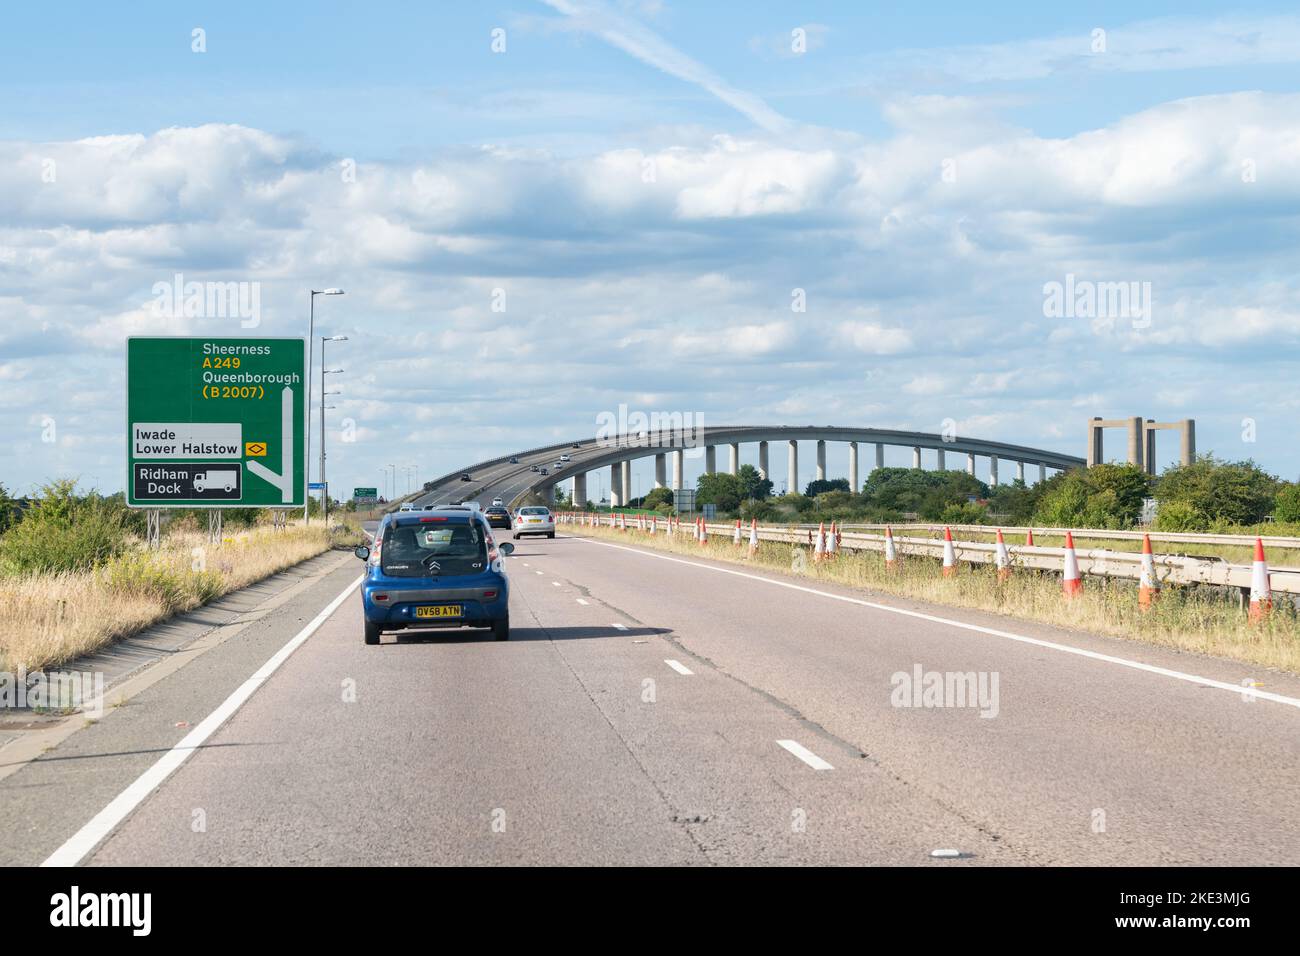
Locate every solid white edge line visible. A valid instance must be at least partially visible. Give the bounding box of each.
[41,573,365,867]
[574,538,1300,711]
[576,598,590,605]
[664,659,694,676]
[777,739,835,770]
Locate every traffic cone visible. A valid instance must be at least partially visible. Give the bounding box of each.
[941,526,957,577]
[1138,534,1158,609]
[649,515,657,535]
[994,529,1011,582]
[748,518,759,555]
[884,525,897,570]
[1062,532,1083,597]
[699,518,708,545]
[733,518,742,546]
[826,521,838,559]
[619,512,626,532]
[813,522,826,562]
[1025,529,1035,547]
[1249,538,1272,623]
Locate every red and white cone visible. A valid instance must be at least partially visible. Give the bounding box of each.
[699,518,708,545]
[619,512,627,532]
[813,522,826,562]
[1062,532,1083,597]
[733,518,742,546]
[884,525,897,569]
[748,518,759,555]
[649,515,657,535]
[826,521,838,559]
[941,526,957,577]
[994,529,1011,582]
[1138,534,1158,609]
[1025,529,1035,547]
[1249,537,1272,623]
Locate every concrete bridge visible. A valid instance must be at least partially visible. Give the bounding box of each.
[414,425,1085,510]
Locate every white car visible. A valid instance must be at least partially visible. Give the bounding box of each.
[492,497,504,507]
[559,454,571,462]
[512,506,555,539]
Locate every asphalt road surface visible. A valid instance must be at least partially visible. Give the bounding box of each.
[6,530,1300,866]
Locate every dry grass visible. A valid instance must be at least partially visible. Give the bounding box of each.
[569,523,1300,675]
[0,523,334,672]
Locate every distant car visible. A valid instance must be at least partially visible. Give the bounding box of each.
[485,506,511,528]
[355,511,513,645]
[559,454,571,462]
[530,465,540,473]
[399,502,416,512]
[553,461,564,470]
[509,456,519,464]
[513,506,555,540]
[572,443,581,449]
[492,497,504,507]
[539,467,547,476]
[459,474,472,482]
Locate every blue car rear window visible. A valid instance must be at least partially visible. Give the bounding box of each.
[381,521,487,577]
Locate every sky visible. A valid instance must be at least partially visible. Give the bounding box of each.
[2,0,1299,500]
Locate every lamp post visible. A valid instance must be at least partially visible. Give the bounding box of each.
[387,463,396,501]
[319,334,347,524]
[305,289,344,523]
[380,465,394,503]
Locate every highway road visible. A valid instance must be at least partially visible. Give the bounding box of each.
[4,525,1300,866]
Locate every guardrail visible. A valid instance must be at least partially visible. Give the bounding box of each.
[556,514,1300,597]
[838,523,1300,551]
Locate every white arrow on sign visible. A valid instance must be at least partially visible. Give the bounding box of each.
[246,386,295,503]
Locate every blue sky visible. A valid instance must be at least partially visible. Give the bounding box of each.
[2,1,1300,498]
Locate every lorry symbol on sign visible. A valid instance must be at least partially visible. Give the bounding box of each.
[194,469,238,493]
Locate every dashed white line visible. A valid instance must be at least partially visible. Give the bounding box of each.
[664,659,694,676]
[575,598,590,605]
[534,570,544,575]
[552,581,561,587]
[576,537,1300,712]
[777,739,835,771]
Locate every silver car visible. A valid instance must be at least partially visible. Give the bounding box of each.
[512,506,555,539]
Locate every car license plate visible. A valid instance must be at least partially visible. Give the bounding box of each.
[415,605,461,619]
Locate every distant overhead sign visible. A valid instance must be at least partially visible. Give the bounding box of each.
[353,487,379,503]
[126,337,305,508]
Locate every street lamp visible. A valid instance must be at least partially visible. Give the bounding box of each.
[319,333,348,524]
[305,289,344,523]
[387,463,396,501]
[380,465,394,503]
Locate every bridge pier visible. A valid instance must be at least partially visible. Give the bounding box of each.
[672,449,683,493]
[989,455,999,487]
[758,441,769,479]
[705,445,717,473]
[728,442,739,475]
[1016,460,1025,483]
[1039,462,1047,483]
[609,464,621,507]
[654,453,666,488]
[573,472,586,507]
[816,440,826,481]
[848,442,858,492]
[787,440,798,495]
[912,446,921,469]
[621,461,631,504]
[875,443,884,472]
[967,452,975,475]
[937,448,946,471]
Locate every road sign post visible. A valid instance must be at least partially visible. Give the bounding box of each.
[126,337,306,510]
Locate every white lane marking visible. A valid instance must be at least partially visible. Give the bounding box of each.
[534,570,544,575]
[611,622,628,631]
[777,739,834,771]
[522,563,530,567]
[43,574,365,867]
[665,659,694,676]
[576,598,590,605]
[575,538,1300,712]
[552,581,561,587]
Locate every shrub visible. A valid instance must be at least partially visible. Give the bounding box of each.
[0,480,134,575]
[1156,455,1278,527]
[1273,484,1300,523]
[1152,500,1203,532]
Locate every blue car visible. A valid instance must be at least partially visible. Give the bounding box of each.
[354,511,514,645]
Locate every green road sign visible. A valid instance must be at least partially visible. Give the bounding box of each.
[126,337,306,508]
[353,487,378,501]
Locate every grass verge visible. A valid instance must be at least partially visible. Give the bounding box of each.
[0,522,347,673]
[568,523,1300,676]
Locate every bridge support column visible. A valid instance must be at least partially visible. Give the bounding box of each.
[875,443,884,472]
[609,464,621,508]
[544,484,555,505]
[1145,422,1158,476]
[912,446,921,469]
[705,445,716,473]
[967,452,975,475]
[989,455,999,487]
[1128,416,1144,472]
[758,441,769,479]
[937,448,946,471]
[848,442,858,492]
[815,440,826,481]
[1039,463,1047,483]
[672,450,683,492]
[621,461,631,504]
[654,453,666,488]
[1180,419,1195,466]
[728,442,739,475]
[787,440,798,495]
[573,473,586,507]
[1016,461,1025,483]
